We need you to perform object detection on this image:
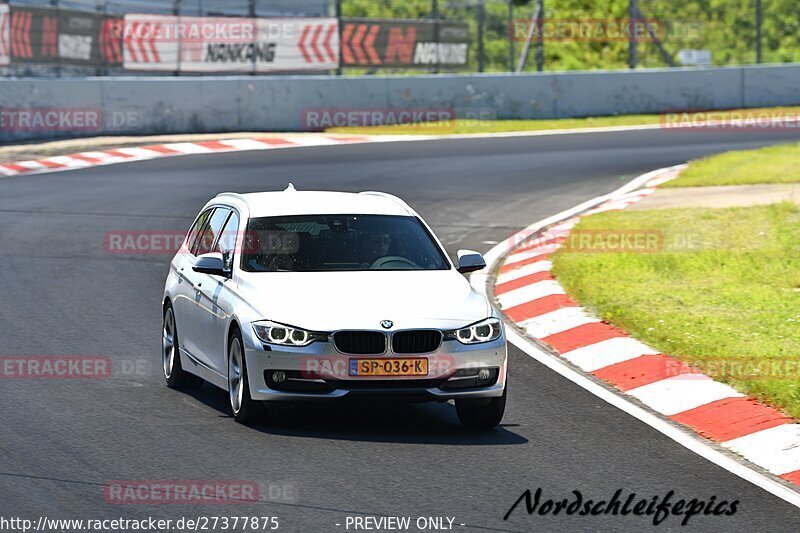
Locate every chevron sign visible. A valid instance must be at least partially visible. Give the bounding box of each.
[298,21,338,65]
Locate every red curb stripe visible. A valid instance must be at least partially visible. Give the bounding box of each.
[35,160,66,168]
[780,470,800,485]
[671,397,793,443]
[592,354,694,392]
[0,163,31,172]
[495,271,554,296]
[102,150,136,159]
[142,145,180,154]
[542,322,627,354]
[255,137,297,146]
[68,154,104,163]
[194,140,236,151]
[504,294,577,323]
[499,253,550,274]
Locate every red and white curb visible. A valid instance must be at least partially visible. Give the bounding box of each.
[473,164,800,506]
[0,134,384,177]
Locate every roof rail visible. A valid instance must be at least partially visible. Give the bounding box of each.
[215,192,247,203]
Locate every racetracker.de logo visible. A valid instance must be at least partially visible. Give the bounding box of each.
[103,480,260,505]
[662,110,800,130]
[302,108,456,131]
[509,18,702,42]
[561,230,664,254]
[0,356,111,379]
[0,108,102,132]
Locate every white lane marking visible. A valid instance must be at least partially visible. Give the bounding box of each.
[471,164,800,508]
[519,307,599,339]
[496,260,553,285]
[723,425,800,475]
[496,280,565,310]
[561,337,659,372]
[218,139,275,151]
[627,375,744,416]
[161,142,214,154]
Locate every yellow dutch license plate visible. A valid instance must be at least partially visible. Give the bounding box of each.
[350,358,428,377]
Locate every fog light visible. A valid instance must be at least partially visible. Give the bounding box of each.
[272,371,287,384]
[478,368,492,382]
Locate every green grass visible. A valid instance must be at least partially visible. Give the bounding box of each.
[551,203,800,418]
[325,106,800,136]
[665,142,800,187]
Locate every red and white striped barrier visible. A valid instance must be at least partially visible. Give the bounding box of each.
[493,166,800,487]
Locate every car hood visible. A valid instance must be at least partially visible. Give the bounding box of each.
[237,269,491,331]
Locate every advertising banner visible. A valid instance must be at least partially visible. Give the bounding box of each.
[123,15,338,73]
[341,19,469,69]
[9,6,108,66]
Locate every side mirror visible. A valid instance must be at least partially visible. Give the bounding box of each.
[193,252,230,277]
[457,250,486,274]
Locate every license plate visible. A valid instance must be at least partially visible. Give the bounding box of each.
[349,358,428,377]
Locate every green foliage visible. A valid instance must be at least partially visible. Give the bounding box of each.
[342,0,800,72]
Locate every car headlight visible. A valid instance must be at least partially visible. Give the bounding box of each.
[445,318,502,345]
[252,320,327,347]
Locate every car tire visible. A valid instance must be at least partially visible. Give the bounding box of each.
[228,329,263,424]
[162,304,202,389]
[455,385,507,429]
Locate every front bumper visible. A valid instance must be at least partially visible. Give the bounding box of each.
[242,328,507,402]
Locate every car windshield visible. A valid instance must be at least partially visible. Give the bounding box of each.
[241,214,450,272]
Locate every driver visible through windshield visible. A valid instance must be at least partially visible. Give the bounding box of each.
[241,214,450,272]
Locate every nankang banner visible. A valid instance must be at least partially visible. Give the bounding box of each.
[340,18,470,69]
[122,15,338,73]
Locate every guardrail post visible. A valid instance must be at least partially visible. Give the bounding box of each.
[756,0,763,63]
[173,0,181,76]
[507,0,515,72]
[534,0,543,71]
[628,0,637,69]
[335,0,342,75]
[477,0,485,72]
[432,0,439,74]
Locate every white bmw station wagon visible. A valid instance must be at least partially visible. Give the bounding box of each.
[162,186,508,428]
